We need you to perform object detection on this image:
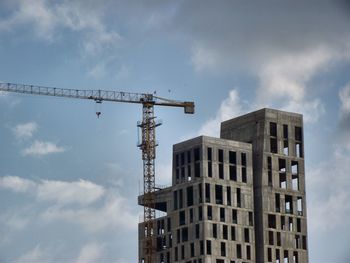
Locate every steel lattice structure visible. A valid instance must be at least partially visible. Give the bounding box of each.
[0,82,194,263]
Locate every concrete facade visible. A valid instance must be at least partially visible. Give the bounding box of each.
[139,108,308,263]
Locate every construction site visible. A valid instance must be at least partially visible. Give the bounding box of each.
[0,83,308,263]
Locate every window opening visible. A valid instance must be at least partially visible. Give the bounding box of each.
[216,185,223,204]
[285,195,293,214]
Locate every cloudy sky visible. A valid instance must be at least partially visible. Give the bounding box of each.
[0,0,350,262]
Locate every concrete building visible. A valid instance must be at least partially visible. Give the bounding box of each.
[139,108,308,263]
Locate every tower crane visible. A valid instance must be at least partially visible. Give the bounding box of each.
[0,82,195,263]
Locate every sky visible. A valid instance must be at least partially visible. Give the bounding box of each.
[0,0,350,262]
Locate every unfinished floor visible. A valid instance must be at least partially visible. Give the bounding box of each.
[139,108,308,263]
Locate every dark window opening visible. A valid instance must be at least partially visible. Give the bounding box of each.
[242,167,247,183]
[275,193,280,212]
[249,212,253,226]
[179,211,185,226]
[206,240,212,255]
[195,162,200,178]
[221,242,226,257]
[179,189,183,209]
[247,245,251,260]
[195,224,200,239]
[283,124,288,139]
[297,218,301,232]
[229,151,236,164]
[284,250,289,263]
[268,247,272,262]
[194,148,200,161]
[173,191,178,210]
[269,231,274,245]
[279,172,287,189]
[231,226,236,240]
[199,183,203,203]
[230,165,237,181]
[216,185,223,204]
[213,223,217,238]
[223,225,228,240]
[268,156,272,186]
[182,227,188,242]
[277,232,281,246]
[207,147,212,161]
[268,214,276,229]
[271,137,278,153]
[237,244,242,259]
[187,150,191,163]
[207,205,212,220]
[227,186,231,206]
[187,186,193,207]
[175,154,179,167]
[208,162,212,178]
[244,228,250,242]
[218,149,224,162]
[191,243,195,257]
[200,240,204,255]
[181,152,185,166]
[232,209,237,224]
[295,127,302,141]
[283,140,289,156]
[220,207,225,222]
[181,245,184,260]
[237,188,241,207]
[205,183,210,203]
[198,206,203,221]
[270,122,277,137]
[219,163,224,179]
[190,208,193,223]
[241,152,247,166]
[302,236,307,250]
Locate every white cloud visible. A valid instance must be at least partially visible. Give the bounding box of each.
[13,122,38,139]
[255,46,332,123]
[16,244,47,263]
[0,175,35,193]
[75,243,104,263]
[0,0,121,54]
[40,192,137,233]
[22,140,66,156]
[37,179,105,205]
[0,176,105,206]
[307,146,350,233]
[199,89,244,136]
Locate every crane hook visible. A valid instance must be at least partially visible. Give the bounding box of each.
[95,100,102,118]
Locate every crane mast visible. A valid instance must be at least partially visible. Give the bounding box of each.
[0,82,194,263]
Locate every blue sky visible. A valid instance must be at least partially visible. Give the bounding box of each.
[1,0,350,262]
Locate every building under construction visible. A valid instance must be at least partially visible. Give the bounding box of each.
[138,108,308,263]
